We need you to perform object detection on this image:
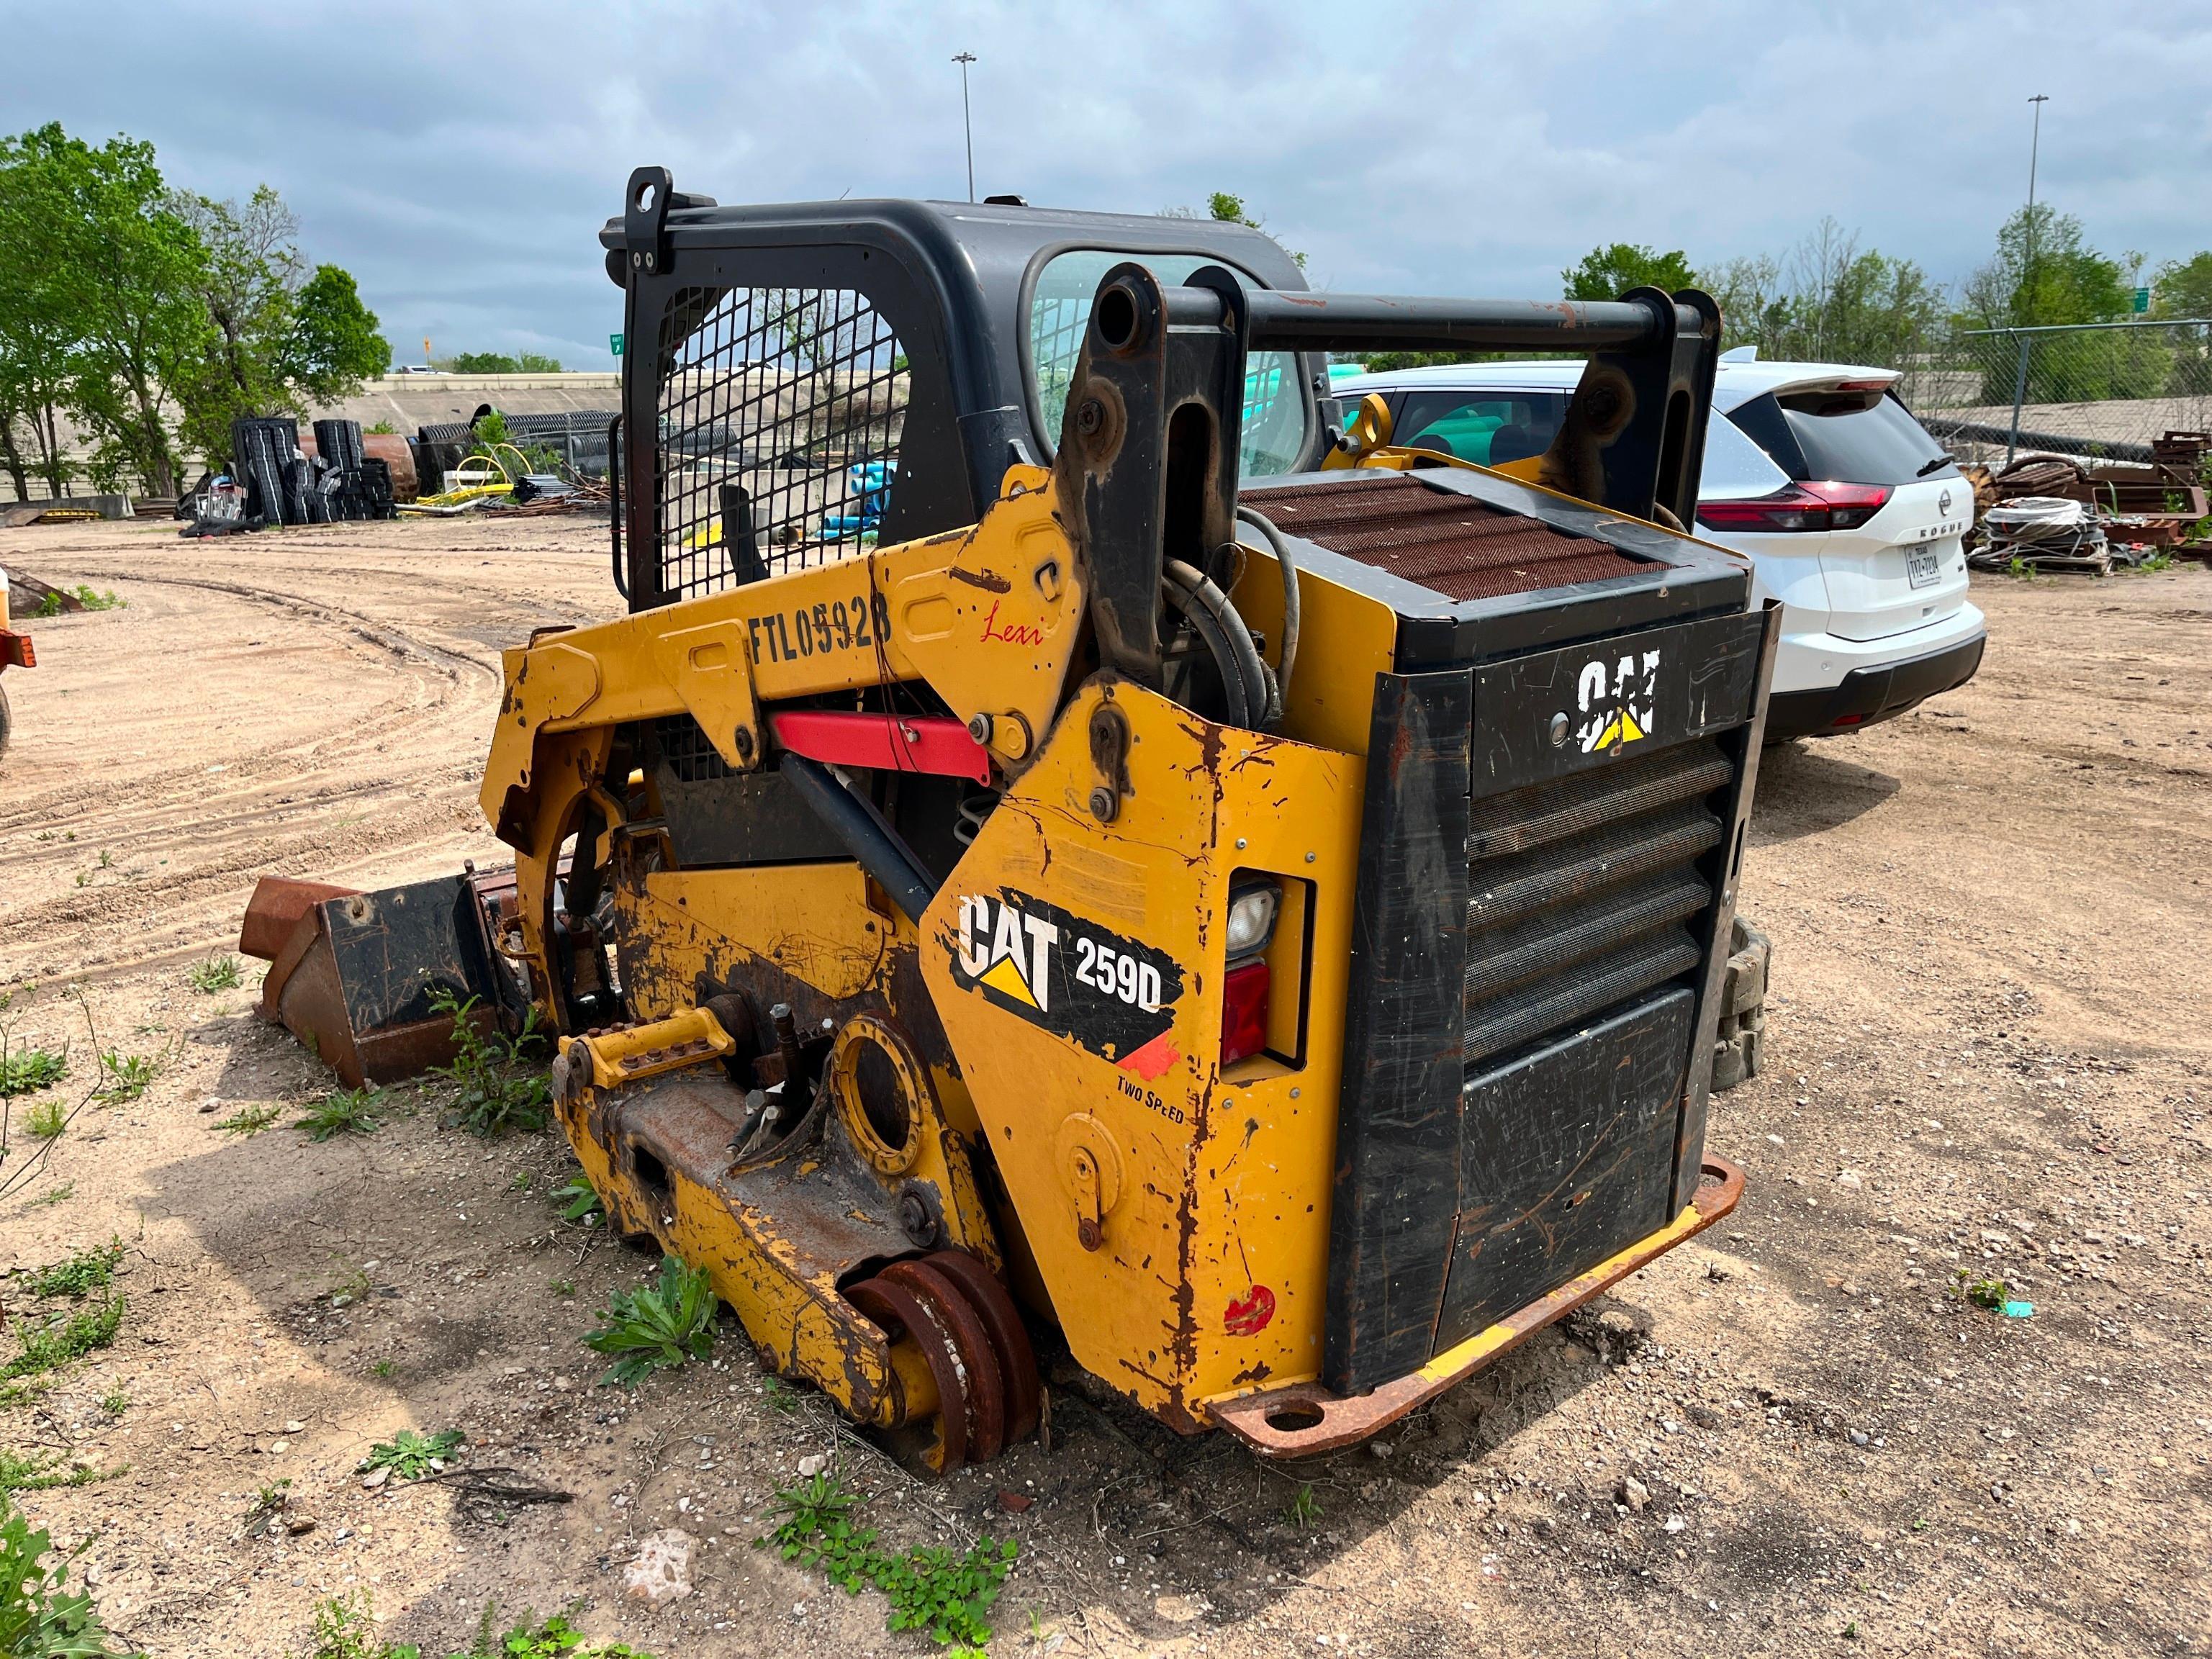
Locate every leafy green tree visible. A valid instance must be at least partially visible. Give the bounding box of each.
[286,265,388,394]
[1561,243,1699,302]
[171,193,387,465]
[1959,207,2162,402]
[449,350,561,374]
[2151,251,2212,320]
[6,124,211,497]
[0,129,100,499]
[1961,204,2131,330]
[1711,221,1944,369]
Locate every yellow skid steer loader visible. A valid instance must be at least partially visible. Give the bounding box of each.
[456,172,1777,1470]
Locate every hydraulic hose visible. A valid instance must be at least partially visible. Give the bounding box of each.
[1234,504,1300,710]
[1163,559,1273,731]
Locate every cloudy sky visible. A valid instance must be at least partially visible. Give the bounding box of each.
[12,1,2208,369]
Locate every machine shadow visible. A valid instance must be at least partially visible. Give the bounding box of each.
[1032,1309,1636,1642]
[1748,740,1901,846]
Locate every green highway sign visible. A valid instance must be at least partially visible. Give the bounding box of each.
[2132,287,2151,314]
[610,333,625,356]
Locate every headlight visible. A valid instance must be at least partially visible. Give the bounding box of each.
[1224,880,1280,961]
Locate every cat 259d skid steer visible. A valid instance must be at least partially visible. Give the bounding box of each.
[465,171,1777,1470]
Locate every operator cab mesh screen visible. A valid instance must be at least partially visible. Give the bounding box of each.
[1242,472,1649,601]
[656,286,906,602]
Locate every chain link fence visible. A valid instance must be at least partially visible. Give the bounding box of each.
[1895,318,2212,467]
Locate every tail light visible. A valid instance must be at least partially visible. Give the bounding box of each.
[1221,877,1282,1065]
[1697,480,1891,533]
[1221,960,1271,1065]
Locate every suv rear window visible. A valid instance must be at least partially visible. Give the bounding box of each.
[1728,389,1954,485]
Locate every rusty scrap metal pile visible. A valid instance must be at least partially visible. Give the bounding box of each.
[1964,430,2211,574]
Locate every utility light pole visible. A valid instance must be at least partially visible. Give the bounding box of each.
[2023,93,2049,325]
[952,52,978,203]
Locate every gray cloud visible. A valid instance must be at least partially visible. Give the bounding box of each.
[13,0,2208,367]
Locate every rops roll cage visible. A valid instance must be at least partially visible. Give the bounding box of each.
[602,165,1723,668]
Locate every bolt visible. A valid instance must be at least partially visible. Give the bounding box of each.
[1089,786,1117,823]
[967,713,994,744]
[1075,399,1104,436]
[1234,837,1247,850]
[898,1189,939,1247]
[733,727,756,764]
[1305,851,1317,863]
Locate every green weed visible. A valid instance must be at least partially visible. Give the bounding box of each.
[1286,1483,1322,1529]
[760,1467,1017,1658]
[370,1360,397,1380]
[29,1185,73,1208]
[1953,1270,2008,1310]
[0,1043,67,1098]
[187,952,243,994]
[294,1088,384,1142]
[93,1049,154,1103]
[98,1387,128,1417]
[24,1100,66,1140]
[428,989,549,1137]
[215,1102,281,1136]
[551,1175,602,1227]
[359,1428,464,1481]
[2005,554,2034,579]
[27,1238,123,1298]
[0,1488,131,1655]
[302,1591,654,1659]
[549,1280,574,1299]
[0,1446,122,1493]
[583,1257,719,1388]
[3,1296,124,1380]
[240,1478,292,1537]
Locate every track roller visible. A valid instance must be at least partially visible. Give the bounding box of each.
[846,1249,1039,1475]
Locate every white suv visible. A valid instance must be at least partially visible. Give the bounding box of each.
[1330,356,1985,740]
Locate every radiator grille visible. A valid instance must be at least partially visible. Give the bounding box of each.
[656,286,908,602]
[1462,737,1725,1066]
[1241,474,1649,600]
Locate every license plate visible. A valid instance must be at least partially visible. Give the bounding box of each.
[1906,545,1943,589]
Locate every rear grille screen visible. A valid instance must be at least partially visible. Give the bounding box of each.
[1242,473,1649,600]
[1462,737,1725,1067]
[656,286,907,602]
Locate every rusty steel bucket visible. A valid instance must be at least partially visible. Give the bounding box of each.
[238,869,522,1088]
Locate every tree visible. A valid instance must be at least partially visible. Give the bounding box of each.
[448,349,562,374]
[171,192,388,465]
[1961,204,2131,330]
[0,129,98,498]
[1712,220,1944,369]
[285,266,389,396]
[2151,250,2212,320]
[8,124,211,497]
[1561,243,1699,302]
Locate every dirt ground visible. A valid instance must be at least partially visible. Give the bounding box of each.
[1,513,2206,1659]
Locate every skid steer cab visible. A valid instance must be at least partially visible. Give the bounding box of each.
[472,170,1777,1471]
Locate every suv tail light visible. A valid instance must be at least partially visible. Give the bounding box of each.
[1697,480,1891,534]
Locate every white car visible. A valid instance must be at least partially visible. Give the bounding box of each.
[1331,355,1985,740]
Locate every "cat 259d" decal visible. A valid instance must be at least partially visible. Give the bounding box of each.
[949,889,1184,1071]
